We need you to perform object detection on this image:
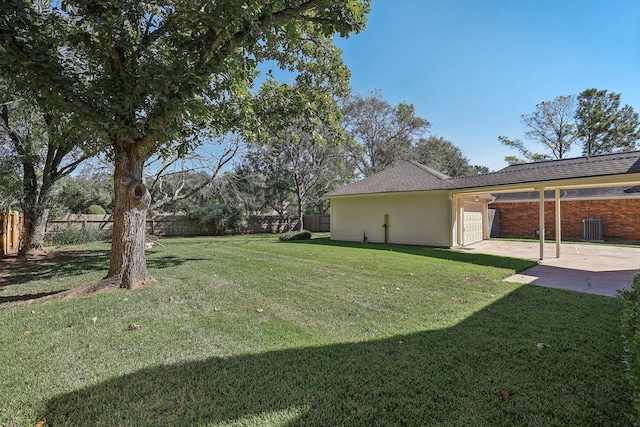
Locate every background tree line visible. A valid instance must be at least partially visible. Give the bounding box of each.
[1,88,487,235]
[499,88,640,164]
[5,84,637,241]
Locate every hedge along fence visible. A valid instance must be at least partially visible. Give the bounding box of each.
[45,214,329,237]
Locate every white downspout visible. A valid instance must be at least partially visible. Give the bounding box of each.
[539,187,545,260]
[555,188,561,258]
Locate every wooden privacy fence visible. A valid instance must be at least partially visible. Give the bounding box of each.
[303,214,330,232]
[47,214,218,238]
[47,214,290,237]
[1,209,22,254]
[46,214,331,237]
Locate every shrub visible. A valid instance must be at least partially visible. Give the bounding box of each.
[619,274,640,426]
[86,204,107,215]
[279,230,312,241]
[45,226,104,246]
[188,203,243,235]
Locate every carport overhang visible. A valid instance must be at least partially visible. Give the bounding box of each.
[450,172,640,260]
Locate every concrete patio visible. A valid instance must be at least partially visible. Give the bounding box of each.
[461,239,640,297]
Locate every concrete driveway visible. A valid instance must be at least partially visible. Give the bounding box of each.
[461,240,640,297]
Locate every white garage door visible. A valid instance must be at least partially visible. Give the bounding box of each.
[463,210,483,246]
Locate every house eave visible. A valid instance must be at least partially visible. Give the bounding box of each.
[323,188,451,199]
[449,173,640,196]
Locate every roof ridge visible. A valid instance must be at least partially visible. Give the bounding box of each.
[407,160,451,180]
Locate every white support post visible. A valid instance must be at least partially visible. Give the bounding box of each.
[482,201,489,240]
[456,196,463,246]
[555,188,561,258]
[539,187,545,260]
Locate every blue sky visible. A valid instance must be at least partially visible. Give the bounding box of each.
[334,0,640,171]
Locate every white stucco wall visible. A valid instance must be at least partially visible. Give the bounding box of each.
[329,192,453,247]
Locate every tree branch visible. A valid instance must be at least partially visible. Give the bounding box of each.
[149,140,240,211]
[271,0,324,21]
[0,104,26,156]
[197,0,324,70]
[107,40,125,74]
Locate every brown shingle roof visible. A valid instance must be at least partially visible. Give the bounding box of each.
[325,161,450,197]
[449,151,640,189]
[325,151,640,197]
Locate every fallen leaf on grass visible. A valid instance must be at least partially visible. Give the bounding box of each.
[36,421,46,427]
[23,330,32,335]
[498,388,509,399]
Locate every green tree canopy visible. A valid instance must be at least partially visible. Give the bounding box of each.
[247,77,353,228]
[0,80,90,255]
[500,89,640,165]
[576,88,640,156]
[412,136,488,177]
[499,95,576,165]
[52,168,114,215]
[342,89,430,177]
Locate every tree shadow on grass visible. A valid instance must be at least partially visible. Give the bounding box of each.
[0,248,208,303]
[289,237,538,273]
[0,249,112,288]
[0,290,69,305]
[146,254,209,270]
[40,286,627,426]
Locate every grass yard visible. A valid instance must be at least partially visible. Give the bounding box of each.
[0,235,630,426]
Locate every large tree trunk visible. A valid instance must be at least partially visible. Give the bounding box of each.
[106,146,154,289]
[18,159,49,257]
[19,206,49,256]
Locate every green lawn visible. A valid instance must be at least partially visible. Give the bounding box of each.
[0,235,630,426]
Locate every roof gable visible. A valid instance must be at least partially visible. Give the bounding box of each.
[324,161,450,197]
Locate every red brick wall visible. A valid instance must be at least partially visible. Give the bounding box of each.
[489,199,640,241]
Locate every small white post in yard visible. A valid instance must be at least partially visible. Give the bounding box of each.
[555,188,561,258]
[539,187,545,260]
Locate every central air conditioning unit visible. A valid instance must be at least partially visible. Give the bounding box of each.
[581,218,603,242]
